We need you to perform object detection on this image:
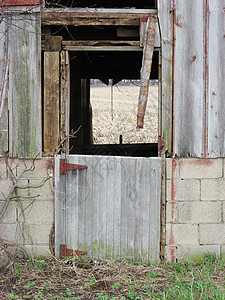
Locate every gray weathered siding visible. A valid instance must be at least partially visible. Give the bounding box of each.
[0,18,9,156]
[174,1,204,157]
[208,1,225,157]
[158,0,172,154]
[171,0,225,157]
[0,14,41,158]
[8,14,41,158]
[55,155,161,263]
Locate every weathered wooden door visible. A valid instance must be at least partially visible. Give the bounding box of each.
[55,155,161,262]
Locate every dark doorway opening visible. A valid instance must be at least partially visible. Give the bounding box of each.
[69,50,159,157]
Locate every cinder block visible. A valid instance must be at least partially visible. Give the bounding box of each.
[165,245,177,262]
[177,245,220,261]
[179,159,222,179]
[167,179,200,201]
[25,245,52,257]
[166,158,180,180]
[21,200,53,225]
[166,202,178,224]
[201,179,225,201]
[29,178,53,200]
[0,223,17,242]
[0,179,14,200]
[178,202,222,224]
[199,224,225,245]
[0,200,17,223]
[0,200,53,225]
[0,159,7,179]
[23,224,53,245]
[166,224,199,245]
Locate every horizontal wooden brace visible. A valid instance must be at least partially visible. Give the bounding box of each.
[41,40,160,51]
[41,9,157,26]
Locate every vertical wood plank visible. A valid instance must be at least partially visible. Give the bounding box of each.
[208,0,225,157]
[54,155,66,258]
[158,0,172,154]
[174,1,204,157]
[0,18,8,156]
[65,155,79,250]
[149,158,161,262]
[8,15,41,158]
[44,52,60,155]
[60,50,70,154]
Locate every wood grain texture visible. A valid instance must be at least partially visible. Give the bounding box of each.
[44,52,60,154]
[8,15,41,158]
[0,19,8,156]
[208,0,225,157]
[173,1,204,157]
[60,50,70,154]
[158,0,172,154]
[55,155,161,262]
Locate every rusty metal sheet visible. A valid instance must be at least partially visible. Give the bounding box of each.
[173,1,204,157]
[137,14,157,129]
[208,0,225,157]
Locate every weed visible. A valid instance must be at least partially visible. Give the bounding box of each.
[26,281,36,288]
[85,279,96,286]
[112,282,121,289]
[10,294,19,299]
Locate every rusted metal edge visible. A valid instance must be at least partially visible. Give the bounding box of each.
[59,244,87,259]
[60,158,88,175]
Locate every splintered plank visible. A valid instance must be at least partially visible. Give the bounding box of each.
[44,52,60,155]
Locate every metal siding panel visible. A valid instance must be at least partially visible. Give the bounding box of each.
[8,15,41,158]
[208,1,225,157]
[174,1,204,157]
[57,155,161,262]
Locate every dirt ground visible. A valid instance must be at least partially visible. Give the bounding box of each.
[90,82,158,144]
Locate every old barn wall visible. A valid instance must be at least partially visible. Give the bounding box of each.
[0,14,41,158]
[173,0,225,158]
[0,158,54,257]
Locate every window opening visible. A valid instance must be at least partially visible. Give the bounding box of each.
[90,79,158,145]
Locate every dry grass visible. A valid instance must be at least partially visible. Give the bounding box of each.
[90,82,158,144]
[1,254,225,299]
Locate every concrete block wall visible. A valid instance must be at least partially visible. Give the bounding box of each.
[0,157,54,257]
[165,158,225,261]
